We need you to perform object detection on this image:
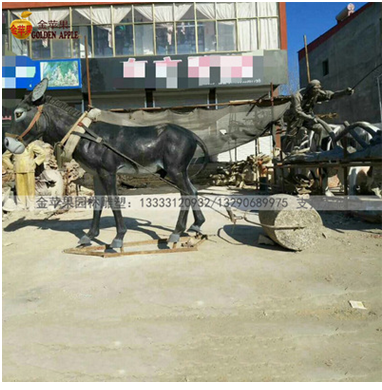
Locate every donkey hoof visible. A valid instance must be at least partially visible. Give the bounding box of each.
[78,235,92,245]
[110,238,124,248]
[188,224,202,234]
[168,233,180,243]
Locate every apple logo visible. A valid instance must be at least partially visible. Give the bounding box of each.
[10,11,33,40]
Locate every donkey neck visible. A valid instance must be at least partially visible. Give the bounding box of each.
[42,103,81,145]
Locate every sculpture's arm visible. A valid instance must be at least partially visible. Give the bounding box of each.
[31,144,46,166]
[2,150,14,170]
[319,88,354,102]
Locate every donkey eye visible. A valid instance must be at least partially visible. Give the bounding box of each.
[15,112,22,118]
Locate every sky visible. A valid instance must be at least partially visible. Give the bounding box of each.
[284,1,368,93]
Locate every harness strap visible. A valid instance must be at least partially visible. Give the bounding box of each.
[19,105,44,141]
[60,111,89,146]
[72,129,138,173]
[6,105,44,143]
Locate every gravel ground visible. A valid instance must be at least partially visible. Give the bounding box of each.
[2,189,382,381]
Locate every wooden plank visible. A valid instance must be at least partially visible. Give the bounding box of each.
[63,235,206,258]
[64,246,199,258]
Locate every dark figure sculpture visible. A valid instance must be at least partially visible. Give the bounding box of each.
[4,79,208,248]
[283,79,354,152]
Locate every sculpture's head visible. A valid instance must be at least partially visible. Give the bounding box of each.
[4,78,48,154]
[305,79,322,96]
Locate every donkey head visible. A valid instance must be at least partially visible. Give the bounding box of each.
[4,78,49,154]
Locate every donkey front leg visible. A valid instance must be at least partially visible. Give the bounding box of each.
[79,175,105,245]
[99,173,127,248]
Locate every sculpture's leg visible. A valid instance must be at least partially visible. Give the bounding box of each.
[167,172,191,243]
[99,173,127,249]
[78,175,105,245]
[187,177,205,234]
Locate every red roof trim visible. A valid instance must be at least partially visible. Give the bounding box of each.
[2,2,132,9]
[298,2,372,61]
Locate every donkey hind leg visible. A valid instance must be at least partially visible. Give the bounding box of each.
[167,172,205,242]
[78,175,105,245]
[98,173,127,248]
[186,178,205,234]
[167,172,191,243]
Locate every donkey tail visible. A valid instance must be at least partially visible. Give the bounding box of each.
[190,133,209,179]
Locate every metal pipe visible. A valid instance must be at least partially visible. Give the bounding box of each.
[85,35,92,107]
[377,74,382,124]
[304,35,311,84]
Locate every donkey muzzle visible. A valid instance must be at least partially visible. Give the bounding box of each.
[4,137,26,154]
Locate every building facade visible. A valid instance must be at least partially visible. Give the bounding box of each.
[3,2,287,107]
[298,2,381,124]
[2,2,288,160]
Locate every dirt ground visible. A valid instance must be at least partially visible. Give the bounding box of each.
[2,188,382,382]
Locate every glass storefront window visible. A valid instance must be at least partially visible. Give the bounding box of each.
[154,5,174,22]
[4,3,280,59]
[237,2,257,18]
[217,21,236,51]
[50,11,70,59]
[31,28,51,59]
[9,12,30,56]
[258,2,278,17]
[176,21,196,54]
[52,39,71,58]
[91,7,112,25]
[197,21,216,52]
[114,24,133,55]
[260,18,279,49]
[72,8,91,25]
[135,24,154,55]
[156,23,175,55]
[72,26,92,58]
[93,25,113,57]
[134,5,153,23]
[3,10,9,54]
[11,36,29,56]
[113,6,132,23]
[175,4,195,20]
[196,3,215,20]
[238,19,257,52]
[216,3,235,19]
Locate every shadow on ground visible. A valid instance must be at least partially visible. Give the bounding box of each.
[3,216,173,245]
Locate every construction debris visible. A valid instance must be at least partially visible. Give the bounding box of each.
[63,160,93,196]
[349,301,367,310]
[210,154,272,188]
[283,173,314,195]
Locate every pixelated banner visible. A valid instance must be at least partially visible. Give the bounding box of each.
[82,50,287,92]
[2,56,82,90]
[117,54,262,90]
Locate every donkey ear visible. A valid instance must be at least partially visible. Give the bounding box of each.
[32,78,49,102]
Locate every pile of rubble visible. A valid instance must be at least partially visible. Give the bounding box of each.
[282,174,313,195]
[210,154,272,188]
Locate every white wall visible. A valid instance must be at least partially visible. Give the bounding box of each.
[217,135,273,162]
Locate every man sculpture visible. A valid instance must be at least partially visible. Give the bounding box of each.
[283,79,354,152]
[2,141,46,210]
